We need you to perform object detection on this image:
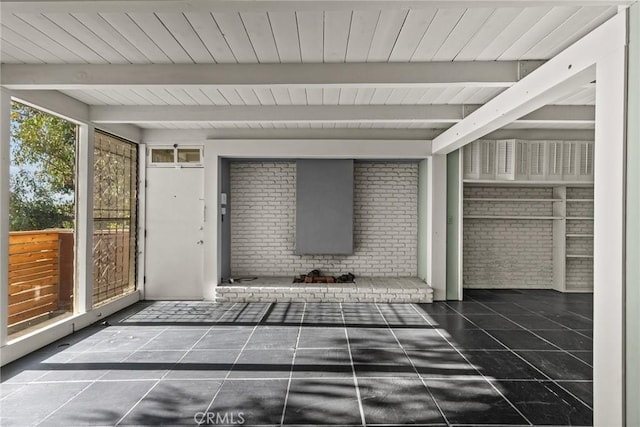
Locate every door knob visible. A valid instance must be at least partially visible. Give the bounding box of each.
[196,240,204,245]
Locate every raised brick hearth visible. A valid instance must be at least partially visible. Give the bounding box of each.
[216,277,433,303]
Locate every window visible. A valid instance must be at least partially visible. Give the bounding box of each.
[93,131,138,306]
[151,148,174,163]
[149,147,202,167]
[8,101,77,336]
[177,148,201,163]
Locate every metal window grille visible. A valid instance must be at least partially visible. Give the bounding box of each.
[92,131,138,306]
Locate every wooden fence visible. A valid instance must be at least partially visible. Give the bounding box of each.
[8,230,73,328]
[8,228,135,329]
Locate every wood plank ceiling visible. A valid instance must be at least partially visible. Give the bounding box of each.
[0,2,617,134]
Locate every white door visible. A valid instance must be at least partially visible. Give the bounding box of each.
[145,167,204,299]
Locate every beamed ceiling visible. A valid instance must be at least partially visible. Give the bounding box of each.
[0,1,630,139]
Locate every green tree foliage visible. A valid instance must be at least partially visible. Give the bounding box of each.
[9,102,76,231]
[9,171,74,231]
[11,102,76,192]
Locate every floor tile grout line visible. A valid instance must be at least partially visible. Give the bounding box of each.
[462,298,594,367]
[408,303,534,427]
[463,296,590,333]
[279,302,307,426]
[198,302,276,420]
[447,300,594,411]
[11,376,593,386]
[48,321,129,366]
[34,323,173,427]
[564,308,594,322]
[32,378,100,426]
[113,302,242,426]
[456,302,593,410]
[8,376,596,385]
[0,383,29,402]
[339,302,367,427]
[374,303,452,427]
[449,300,594,367]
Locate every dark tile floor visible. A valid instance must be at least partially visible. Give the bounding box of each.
[0,289,593,426]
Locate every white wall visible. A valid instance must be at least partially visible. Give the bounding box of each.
[230,161,418,277]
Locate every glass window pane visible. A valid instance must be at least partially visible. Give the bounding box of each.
[151,148,174,163]
[177,148,201,163]
[8,101,77,337]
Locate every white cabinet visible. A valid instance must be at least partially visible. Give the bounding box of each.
[462,139,594,183]
[578,142,594,181]
[528,141,546,180]
[496,139,515,180]
[495,139,529,181]
[546,141,564,181]
[463,140,495,180]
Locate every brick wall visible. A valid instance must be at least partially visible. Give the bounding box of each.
[566,258,593,290]
[463,186,554,289]
[230,161,418,277]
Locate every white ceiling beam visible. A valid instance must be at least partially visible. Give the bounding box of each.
[91,105,462,123]
[142,127,595,143]
[89,104,594,125]
[432,12,624,154]
[1,62,523,90]
[204,139,432,159]
[0,1,633,14]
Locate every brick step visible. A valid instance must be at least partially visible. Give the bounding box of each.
[216,285,433,303]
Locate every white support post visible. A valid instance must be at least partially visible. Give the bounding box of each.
[427,155,447,301]
[593,41,627,426]
[0,89,11,345]
[75,124,94,314]
[136,143,146,299]
[203,150,220,300]
[417,159,428,285]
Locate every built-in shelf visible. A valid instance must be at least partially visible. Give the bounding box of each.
[464,215,562,220]
[463,198,562,202]
[462,183,594,293]
[464,180,593,187]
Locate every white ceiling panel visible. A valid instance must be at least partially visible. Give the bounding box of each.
[431,8,494,61]
[240,12,280,63]
[411,8,466,61]
[212,12,258,63]
[1,1,612,135]
[267,11,301,63]
[156,12,215,63]
[388,8,437,62]
[183,13,236,63]
[296,11,323,62]
[367,9,409,62]
[2,14,86,63]
[99,12,171,63]
[323,10,351,63]
[497,6,579,60]
[553,86,596,105]
[345,10,380,62]
[474,7,552,61]
[454,7,522,61]
[1,6,620,65]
